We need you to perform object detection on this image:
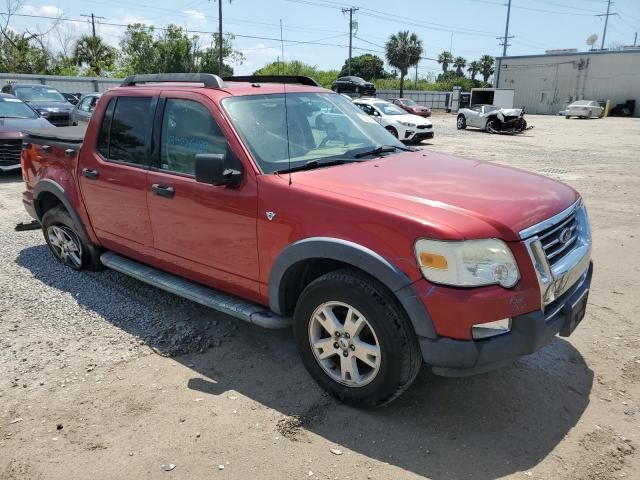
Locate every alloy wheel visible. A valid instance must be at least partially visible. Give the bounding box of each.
[47,225,83,268]
[308,301,382,387]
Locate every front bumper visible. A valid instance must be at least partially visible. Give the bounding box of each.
[404,129,434,141]
[420,262,592,376]
[0,163,21,172]
[419,199,592,376]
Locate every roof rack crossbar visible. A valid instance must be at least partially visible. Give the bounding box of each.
[120,73,225,88]
[223,75,321,87]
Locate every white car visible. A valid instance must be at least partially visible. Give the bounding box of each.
[560,100,604,119]
[353,98,434,142]
[456,104,526,132]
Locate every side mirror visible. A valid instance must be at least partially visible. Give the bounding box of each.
[195,151,243,187]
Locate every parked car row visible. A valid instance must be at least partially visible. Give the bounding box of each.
[0,83,104,171]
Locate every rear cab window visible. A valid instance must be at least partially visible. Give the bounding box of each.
[96,96,154,166]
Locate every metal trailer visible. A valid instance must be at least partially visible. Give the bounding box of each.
[375,90,450,110]
[495,49,640,116]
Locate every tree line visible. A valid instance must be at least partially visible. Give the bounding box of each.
[1,10,495,94]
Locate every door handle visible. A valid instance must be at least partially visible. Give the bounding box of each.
[82,168,98,180]
[151,184,175,198]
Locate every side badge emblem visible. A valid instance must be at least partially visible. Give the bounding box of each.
[266,211,276,221]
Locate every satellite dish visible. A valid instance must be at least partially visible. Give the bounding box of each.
[586,34,598,49]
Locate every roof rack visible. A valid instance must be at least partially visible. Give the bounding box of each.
[120,73,225,88]
[223,75,321,87]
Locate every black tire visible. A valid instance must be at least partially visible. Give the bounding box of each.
[456,115,466,130]
[293,269,422,406]
[565,116,570,119]
[385,126,398,138]
[41,206,102,271]
[485,119,498,133]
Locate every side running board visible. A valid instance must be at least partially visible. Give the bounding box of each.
[100,252,290,329]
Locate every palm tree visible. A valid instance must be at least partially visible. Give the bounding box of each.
[385,31,423,97]
[437,51,453,74]
[73,34,117,76]
[453,56,466,77]
[479,54,495,83]
[467,60,481,81]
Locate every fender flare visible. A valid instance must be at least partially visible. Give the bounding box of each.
[268,237,437,339]
[32,179,92,244]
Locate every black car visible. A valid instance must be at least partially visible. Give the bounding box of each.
[330,76,376,96]
[1,83,74,126]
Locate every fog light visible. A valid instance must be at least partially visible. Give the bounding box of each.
[472,318,511,340]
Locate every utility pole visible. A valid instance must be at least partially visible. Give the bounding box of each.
[342,7,358,75]
[415,63,418,87]
[500,0,513,57]
[634,32,638,46]
[80,13,105,39]
[597,0,617,50]
[495,0,513,88]
[218,0,223,75]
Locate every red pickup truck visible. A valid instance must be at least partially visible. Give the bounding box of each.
[20,74,593,406]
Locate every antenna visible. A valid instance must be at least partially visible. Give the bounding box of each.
[586,34,598,51]
[280,19,292,185]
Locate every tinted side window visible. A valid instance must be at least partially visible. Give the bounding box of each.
[79,96,92,112]
[160,99,226,175]
[109,97,152,165]
[97,98,116,157]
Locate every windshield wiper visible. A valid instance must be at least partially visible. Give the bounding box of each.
[352,144,415,158]
[275,158,363,174]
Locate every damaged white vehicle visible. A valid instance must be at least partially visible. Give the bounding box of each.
[457,104,530,134]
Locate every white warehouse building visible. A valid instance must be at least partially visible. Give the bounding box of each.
[495,49,640,116]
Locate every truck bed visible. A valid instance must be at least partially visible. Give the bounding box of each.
[23,126,86,150]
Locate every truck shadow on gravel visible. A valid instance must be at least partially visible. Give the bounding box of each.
[17,244,593,480]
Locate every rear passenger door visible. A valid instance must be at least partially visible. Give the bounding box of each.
[145,93,260,298]
[78,95,156,255]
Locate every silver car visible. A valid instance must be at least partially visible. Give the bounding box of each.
[70,93,101,125]
[560,100,604,119]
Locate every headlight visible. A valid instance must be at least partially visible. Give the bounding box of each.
[399,121,416,127]
[414,238,520,288]
[37,110,49,118]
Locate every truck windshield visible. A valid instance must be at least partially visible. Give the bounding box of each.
[0,98,38,118]
[15,86,66,103]
[222,93,404,174]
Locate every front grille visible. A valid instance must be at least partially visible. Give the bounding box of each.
[537,209,579,265]
[47,113,70,126]
[416,125,430,130]
[0,140,21,166]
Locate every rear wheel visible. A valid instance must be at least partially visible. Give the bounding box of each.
[41,206,102,271]
[293,269,422,406]
[456,115,466,129]
[385,126,398,138]
[565,116,571,119]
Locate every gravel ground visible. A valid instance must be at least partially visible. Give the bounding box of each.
[0,114,639,480]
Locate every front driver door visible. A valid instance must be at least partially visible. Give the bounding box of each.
[146,93,260,298]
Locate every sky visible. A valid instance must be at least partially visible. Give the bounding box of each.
[5,0,640,78]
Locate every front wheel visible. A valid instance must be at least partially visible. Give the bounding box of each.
[385,126,398,138]
[456,115,467,129]
[485,119,499,133]
[565,116,571,119]
[293,269,422,406]
[42,206,102,270]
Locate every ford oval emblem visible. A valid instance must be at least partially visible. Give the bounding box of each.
[559,227,573,244]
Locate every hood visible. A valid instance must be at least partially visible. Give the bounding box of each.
[24,101,73,111]
[389,113,431,126]
[0,116,54,133]
[498,108,522,116]
[292,150,578,241]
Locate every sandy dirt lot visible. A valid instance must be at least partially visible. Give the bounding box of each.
[0,114,638,480]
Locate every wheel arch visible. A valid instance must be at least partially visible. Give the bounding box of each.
[33,180,92,245]
[269,237,437,339]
